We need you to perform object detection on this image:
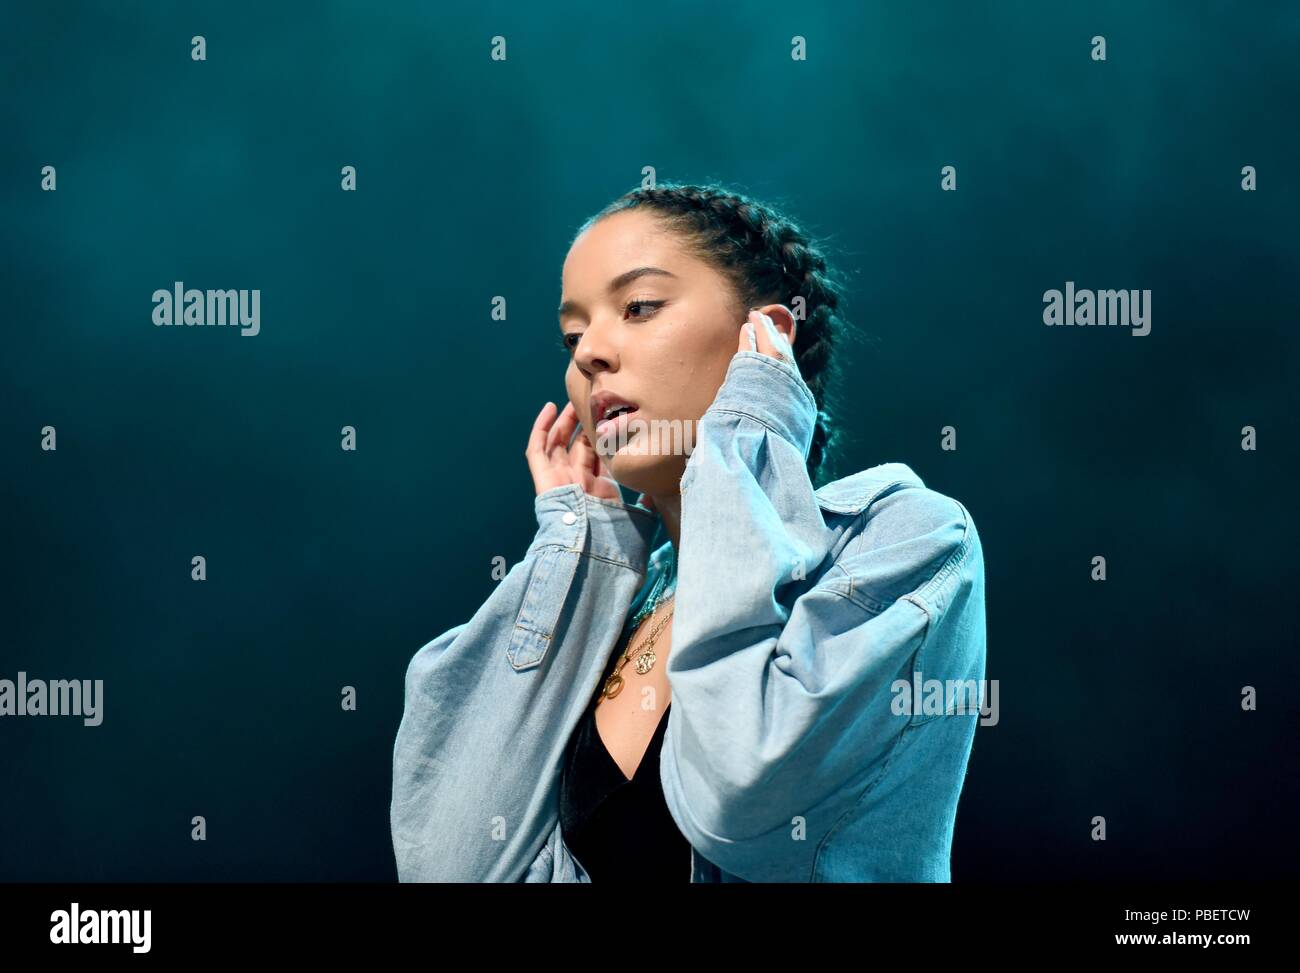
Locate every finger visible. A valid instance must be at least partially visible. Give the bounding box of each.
[525,401,559,484]
[580,426,619,483]
[750,310,774,358]
[574,408,603,468]
[737,313,758,355]
[570,425,621,497]
[569,424,600,477]
[760,312,795,364]
[546,401,578,460]
[587,429,621,483]
[527,401,558,460]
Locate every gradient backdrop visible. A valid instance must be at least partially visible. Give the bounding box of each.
[1,0,1297,881]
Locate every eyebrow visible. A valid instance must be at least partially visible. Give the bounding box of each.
[557,266,678,322]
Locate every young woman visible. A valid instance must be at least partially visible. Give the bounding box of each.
[391,183,987,883]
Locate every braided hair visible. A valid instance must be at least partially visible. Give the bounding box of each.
[577,182,857,487]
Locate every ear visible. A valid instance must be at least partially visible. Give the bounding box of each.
[756,304,797,349]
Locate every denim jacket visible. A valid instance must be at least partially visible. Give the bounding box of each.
[391,349,987,882]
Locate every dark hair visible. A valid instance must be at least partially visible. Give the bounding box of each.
[579,181,856,487]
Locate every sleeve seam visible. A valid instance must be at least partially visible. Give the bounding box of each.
[527,541,648,575]
[838,502,974,619]
[910,501,975,611]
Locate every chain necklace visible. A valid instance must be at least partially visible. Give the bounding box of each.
[597,547,677,705]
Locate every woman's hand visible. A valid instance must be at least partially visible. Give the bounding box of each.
[737,309,798,366]
[526,400,623,501]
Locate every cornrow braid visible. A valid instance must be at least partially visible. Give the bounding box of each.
[580,181,855,486]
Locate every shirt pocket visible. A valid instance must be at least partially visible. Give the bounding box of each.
[507,545,579,670]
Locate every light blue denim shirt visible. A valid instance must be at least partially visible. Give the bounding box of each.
[391,349,987,882]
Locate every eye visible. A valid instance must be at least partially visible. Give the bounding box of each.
[623,298,665,319]
[557,300,664,355]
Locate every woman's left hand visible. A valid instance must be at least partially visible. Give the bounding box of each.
[738,309,798,368]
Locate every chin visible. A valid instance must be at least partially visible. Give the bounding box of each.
[606,448,684,498]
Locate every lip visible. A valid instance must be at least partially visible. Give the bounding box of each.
[594,407,640,441]
[589,390,640,439]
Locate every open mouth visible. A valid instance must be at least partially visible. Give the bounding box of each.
[590,391,641,441]
[594,404,639,439]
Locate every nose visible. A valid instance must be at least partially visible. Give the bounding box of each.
[572,313,619,378]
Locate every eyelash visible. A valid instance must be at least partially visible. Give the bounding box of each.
[557,299,666,354]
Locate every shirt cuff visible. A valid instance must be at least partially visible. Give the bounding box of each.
[531,483,661,572]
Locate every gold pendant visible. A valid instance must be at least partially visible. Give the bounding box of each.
[602,673,624,699]
[634,649,657,675]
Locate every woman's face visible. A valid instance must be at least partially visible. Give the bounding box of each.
[558,209,746,496]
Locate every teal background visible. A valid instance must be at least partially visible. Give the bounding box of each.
[1,1,1297,880]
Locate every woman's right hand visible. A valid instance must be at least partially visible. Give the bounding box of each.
[525,401,623,501]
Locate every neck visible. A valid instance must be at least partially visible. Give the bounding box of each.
[648,491,682,553]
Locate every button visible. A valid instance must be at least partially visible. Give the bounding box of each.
[561,512,577,525]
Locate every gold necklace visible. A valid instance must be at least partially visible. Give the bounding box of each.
[597,597,675,705]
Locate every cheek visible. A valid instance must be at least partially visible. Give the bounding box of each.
[565,366,597,433]
[663,336,733,420]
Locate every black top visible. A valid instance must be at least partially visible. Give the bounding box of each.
[558,680,691,882]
